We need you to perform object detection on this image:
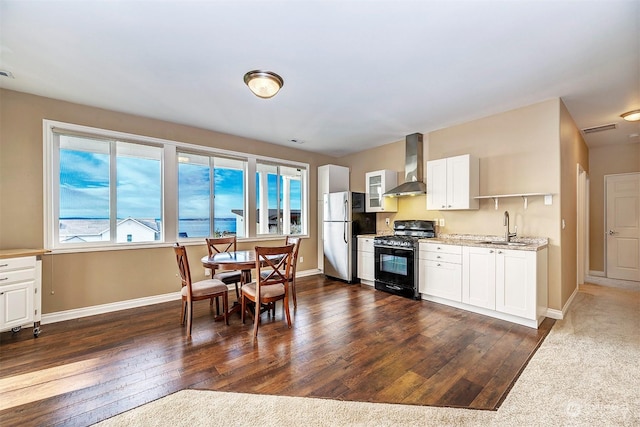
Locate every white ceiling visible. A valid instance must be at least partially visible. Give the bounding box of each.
[1,0,638,157]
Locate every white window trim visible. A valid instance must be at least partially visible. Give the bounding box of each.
[43,119,309,253]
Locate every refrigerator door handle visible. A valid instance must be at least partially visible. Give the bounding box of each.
[343,198,348,222]
[343,221,348,244]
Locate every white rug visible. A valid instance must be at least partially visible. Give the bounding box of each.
[97,284,639,426]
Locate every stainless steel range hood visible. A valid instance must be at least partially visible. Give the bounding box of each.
[383,133,426,197]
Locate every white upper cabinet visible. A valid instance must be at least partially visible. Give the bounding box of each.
[426,154,479,210]
[365,169,398,212]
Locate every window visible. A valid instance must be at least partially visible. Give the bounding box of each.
[178,153,246,239]
[56,134,162,246]
[256,162,303,235]
[44,120,308,251]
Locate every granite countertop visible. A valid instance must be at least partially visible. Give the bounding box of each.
[419,234,548,251]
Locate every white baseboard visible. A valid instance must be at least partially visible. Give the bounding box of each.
[588,270,605,277]
[41,269,323,325]
[42,292,181,325]
[545,286,579,320]
[297,268,322,277]
[585,275,640,291]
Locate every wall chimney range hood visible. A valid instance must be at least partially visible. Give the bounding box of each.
[383,133,426,197]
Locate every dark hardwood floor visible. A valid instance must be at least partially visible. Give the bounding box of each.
[0,275,553,426]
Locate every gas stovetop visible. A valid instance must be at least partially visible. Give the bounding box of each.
[373,220,436,248]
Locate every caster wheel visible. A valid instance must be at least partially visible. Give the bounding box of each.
[33,327,41,337]
[11,326,21,333]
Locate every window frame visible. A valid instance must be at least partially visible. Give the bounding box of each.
[43,119,309,253]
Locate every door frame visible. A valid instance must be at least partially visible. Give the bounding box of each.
[577,164,589,287]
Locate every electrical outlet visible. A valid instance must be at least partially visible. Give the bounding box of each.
[204,268,211,276]
[439,218,445,227]
[385,218,390,226]
[299,256,304,263]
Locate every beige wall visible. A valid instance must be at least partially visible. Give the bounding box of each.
[0,89,335,313]
[559,100,589,305]
[588,143,640,272]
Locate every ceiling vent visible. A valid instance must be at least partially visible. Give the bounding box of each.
[581,123,617,134]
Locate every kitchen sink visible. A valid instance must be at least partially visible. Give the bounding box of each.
[479,241,528,246]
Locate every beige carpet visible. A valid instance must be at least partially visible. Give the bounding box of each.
[97,284,639,426]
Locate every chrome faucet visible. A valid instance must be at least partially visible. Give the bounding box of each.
[503,211,517,242]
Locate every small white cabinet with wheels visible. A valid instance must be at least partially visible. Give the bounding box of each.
[419,242,462,301]
[357,236,375,285]
[365,169,398,212]
[0,251,44,337]
[426,154,479,210]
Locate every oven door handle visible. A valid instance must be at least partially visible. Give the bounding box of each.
[387,285,403,291]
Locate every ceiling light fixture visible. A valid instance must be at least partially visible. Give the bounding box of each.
[243,70,283,99]
[620,109,640,122]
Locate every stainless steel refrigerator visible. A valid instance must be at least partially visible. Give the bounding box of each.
[323,191,376,283]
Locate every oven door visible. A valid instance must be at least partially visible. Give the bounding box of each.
[374,245,417,298]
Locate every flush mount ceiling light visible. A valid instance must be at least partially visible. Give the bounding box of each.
[621,109,640,121]
[243,70,284,99]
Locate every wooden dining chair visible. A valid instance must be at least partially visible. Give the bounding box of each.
[285,236,302,308]
[260,236,302,310]
[174,243,228,338]
[241,244,294,337]
[206,236,243,301]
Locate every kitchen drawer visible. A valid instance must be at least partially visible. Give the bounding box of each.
[0,256,36,272]
[423,251,462,264]
[358,237,375,253]
[420,242,462,255]
[0,268,36,286]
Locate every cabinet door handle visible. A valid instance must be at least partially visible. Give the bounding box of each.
[0,264,8,267]
[436,255,441,259]
[489,250,494,254]
[0,277,8,281]
[498,250,503,254]
[437,263,441,267]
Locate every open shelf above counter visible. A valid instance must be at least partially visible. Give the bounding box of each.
[474,193,553,209]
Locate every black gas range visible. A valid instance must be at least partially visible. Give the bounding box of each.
[373,220,436,299]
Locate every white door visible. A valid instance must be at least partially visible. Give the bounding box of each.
[606,173,640,281]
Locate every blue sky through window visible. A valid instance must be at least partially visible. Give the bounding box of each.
[61,150,301,220]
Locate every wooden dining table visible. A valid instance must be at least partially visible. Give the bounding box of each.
[201,249,281,315]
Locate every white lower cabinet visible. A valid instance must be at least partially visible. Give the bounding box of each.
[0,255,41,335]
[462,246,546,325]
[495,249,537,319]
[357,236,375,285]
[462,246,496,309]
[420,242,548,328]
[419,243,462,301]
